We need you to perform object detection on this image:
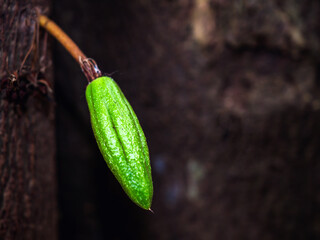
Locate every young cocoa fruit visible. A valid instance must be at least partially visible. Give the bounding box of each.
[86,76,153,210]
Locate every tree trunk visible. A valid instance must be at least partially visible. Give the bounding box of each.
[0,0,57,239]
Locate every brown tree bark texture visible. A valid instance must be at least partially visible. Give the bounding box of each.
[0,1,57,239]
[54,0,320,239]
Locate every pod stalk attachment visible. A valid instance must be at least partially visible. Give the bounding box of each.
[80,57,102,82]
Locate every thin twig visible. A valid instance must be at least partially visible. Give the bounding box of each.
[38,14,86,62]
[38,14,102,82]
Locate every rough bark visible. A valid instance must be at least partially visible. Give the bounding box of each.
[54,0,320,239]
[0,0,57,239]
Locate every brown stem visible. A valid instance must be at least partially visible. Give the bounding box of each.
[38,15,86,61]
[38,14,102,82]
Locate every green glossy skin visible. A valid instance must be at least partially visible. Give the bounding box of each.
[86,76,153,210]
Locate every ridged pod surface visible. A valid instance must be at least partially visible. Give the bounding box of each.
[85,76,153,210]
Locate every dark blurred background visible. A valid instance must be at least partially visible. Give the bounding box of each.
[52,0,320,239]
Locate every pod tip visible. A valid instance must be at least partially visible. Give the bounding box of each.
[148,208,154,214]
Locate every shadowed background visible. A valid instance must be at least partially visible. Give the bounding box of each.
[53,1,320,239]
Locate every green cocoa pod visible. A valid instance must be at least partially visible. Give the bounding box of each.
[85,76,153,210]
